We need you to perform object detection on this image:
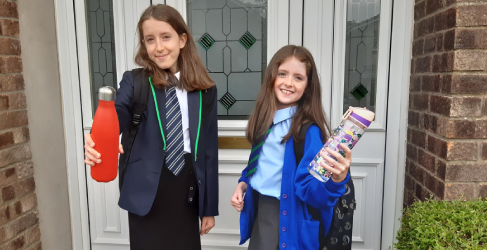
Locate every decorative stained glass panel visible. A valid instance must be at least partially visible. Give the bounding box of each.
[187,0,267,120]
[86,0,117,117]
[343,0,380,113]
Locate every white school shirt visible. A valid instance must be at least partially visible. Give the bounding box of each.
[174,72,191,153]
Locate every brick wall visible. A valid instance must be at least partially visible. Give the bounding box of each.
[405,0,487,206]
[0,0,42,250]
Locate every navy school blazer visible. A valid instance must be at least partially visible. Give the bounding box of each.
[115,71,219,218]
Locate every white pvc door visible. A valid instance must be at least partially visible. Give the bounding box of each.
[304,0,392,249]
[75,0,300,249]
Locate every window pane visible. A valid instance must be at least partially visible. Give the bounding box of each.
[187,0,267,120]
[343,0,380,113]
[86,0,117,117]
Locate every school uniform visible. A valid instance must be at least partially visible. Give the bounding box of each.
[115,70,219,250]
[238,107,350,250]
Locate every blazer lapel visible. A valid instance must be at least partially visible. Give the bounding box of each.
[187,90,199,157]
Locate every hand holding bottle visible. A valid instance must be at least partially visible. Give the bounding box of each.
[84,133,124,167]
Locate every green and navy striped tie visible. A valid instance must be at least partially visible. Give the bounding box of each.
[245,124,274,177]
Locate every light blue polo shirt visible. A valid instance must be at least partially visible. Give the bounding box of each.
[249,106,297,199]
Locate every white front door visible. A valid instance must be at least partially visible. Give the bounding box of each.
[75,0,299,249]
[304,0,392,249]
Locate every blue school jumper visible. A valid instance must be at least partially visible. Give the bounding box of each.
[239,125,350,250]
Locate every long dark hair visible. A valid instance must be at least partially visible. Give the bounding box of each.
[135,4,214,91]
[246,45,331,145]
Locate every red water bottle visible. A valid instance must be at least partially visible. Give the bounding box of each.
[91,86,119,182]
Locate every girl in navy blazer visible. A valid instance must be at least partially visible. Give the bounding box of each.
[231,45,352,249]
[84,5,218,250]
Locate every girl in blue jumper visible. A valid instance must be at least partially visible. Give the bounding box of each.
[231,45,352,250]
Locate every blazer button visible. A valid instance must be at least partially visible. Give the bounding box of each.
[282,210,287,216]
[189,198,193,202]
[281,243,286,248]
[190,187,194,190]
[282,194,288,199]
[282,227,286,232]
[198,180,201,185]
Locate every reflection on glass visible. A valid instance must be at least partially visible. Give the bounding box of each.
[187,0,267,120]
[343,0,380,113]
[86,0,117,117]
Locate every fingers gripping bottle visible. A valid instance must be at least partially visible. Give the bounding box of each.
[91,86,120,182]
[308,107,375,182]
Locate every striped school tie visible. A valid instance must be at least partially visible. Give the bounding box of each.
[165,81,185,175]
[245,124,274,177]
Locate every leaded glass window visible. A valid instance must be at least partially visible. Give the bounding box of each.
[86,0,117,117]
[187,0,267,120]
[343,0,380,113]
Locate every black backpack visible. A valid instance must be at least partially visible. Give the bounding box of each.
[118,68,213,190]
[294,122,356,250]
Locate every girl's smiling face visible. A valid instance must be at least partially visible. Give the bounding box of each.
[142,18,187,73]
[274,56,308,110]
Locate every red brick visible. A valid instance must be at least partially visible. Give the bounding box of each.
[412,93,429,110]
[0,167,16,189]
[405,174,415,191]
[0,131,14,149]
[424,36,437,53]
[1,20,19,37]
[4,57,22,73]
[418,148,436,172]
[0,38,20,55]
[408,111,420,127]
[415,56,432,73]
[445,163,487,181]
[8,93,26,110]
[20,193,37,213]
[15,161,33,179]
[410,161,425,184]
[432,53,454,72]
[0,144,32,168]
[480,184,487,199]
[434,8,457,32]
[426,0,444,14]
[430,95,451,116]
[407,143,419,161]
[453,50,487,71]
[428,135,448,158]
[24,225,40,246]
[409,128,427,148]
[443,30,455,50]
[1,235,25,250]
[0,95,8,111]
[0,201,22,226]
[0,1,18,18]
[0,110,28,131]
[483,142,487,160]
[410,76,422,92]
[436,33,444,51]
[424,172,445,198]
[442,74,487,94]
[414,1,426,21]
[0,75,24,93]
[456,5,487,27]
[444,183,475,200]
[0,58,4,73]
[25,241,42,250]
[2,185,14,202]
[417,184,434,201]
[446,141,478,161]
[422,75,441,92]
[436,118,487,139]
[437,159,447,180]
[455,29,487,49]
[5,211,39,239]
[423,113,438,133]
[12,127,28,144]
[412,39,424,56]
[418,16,435,38]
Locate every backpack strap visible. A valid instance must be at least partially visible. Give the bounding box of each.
[119,68,150,189]
[293,122,314,164]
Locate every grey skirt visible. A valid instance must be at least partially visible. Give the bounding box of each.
[248,190,280,250]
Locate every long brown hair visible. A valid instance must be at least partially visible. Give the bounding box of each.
[246,45,331,145]
[135,4,214,91]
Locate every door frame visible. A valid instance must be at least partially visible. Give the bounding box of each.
[54,0,413,249]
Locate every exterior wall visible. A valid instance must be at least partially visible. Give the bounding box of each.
[17,0,74,249]
[405,0,487,205]
[0,0,42,250]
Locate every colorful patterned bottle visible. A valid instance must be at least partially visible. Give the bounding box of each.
[91,86,119,182]
[307,107,375,182]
